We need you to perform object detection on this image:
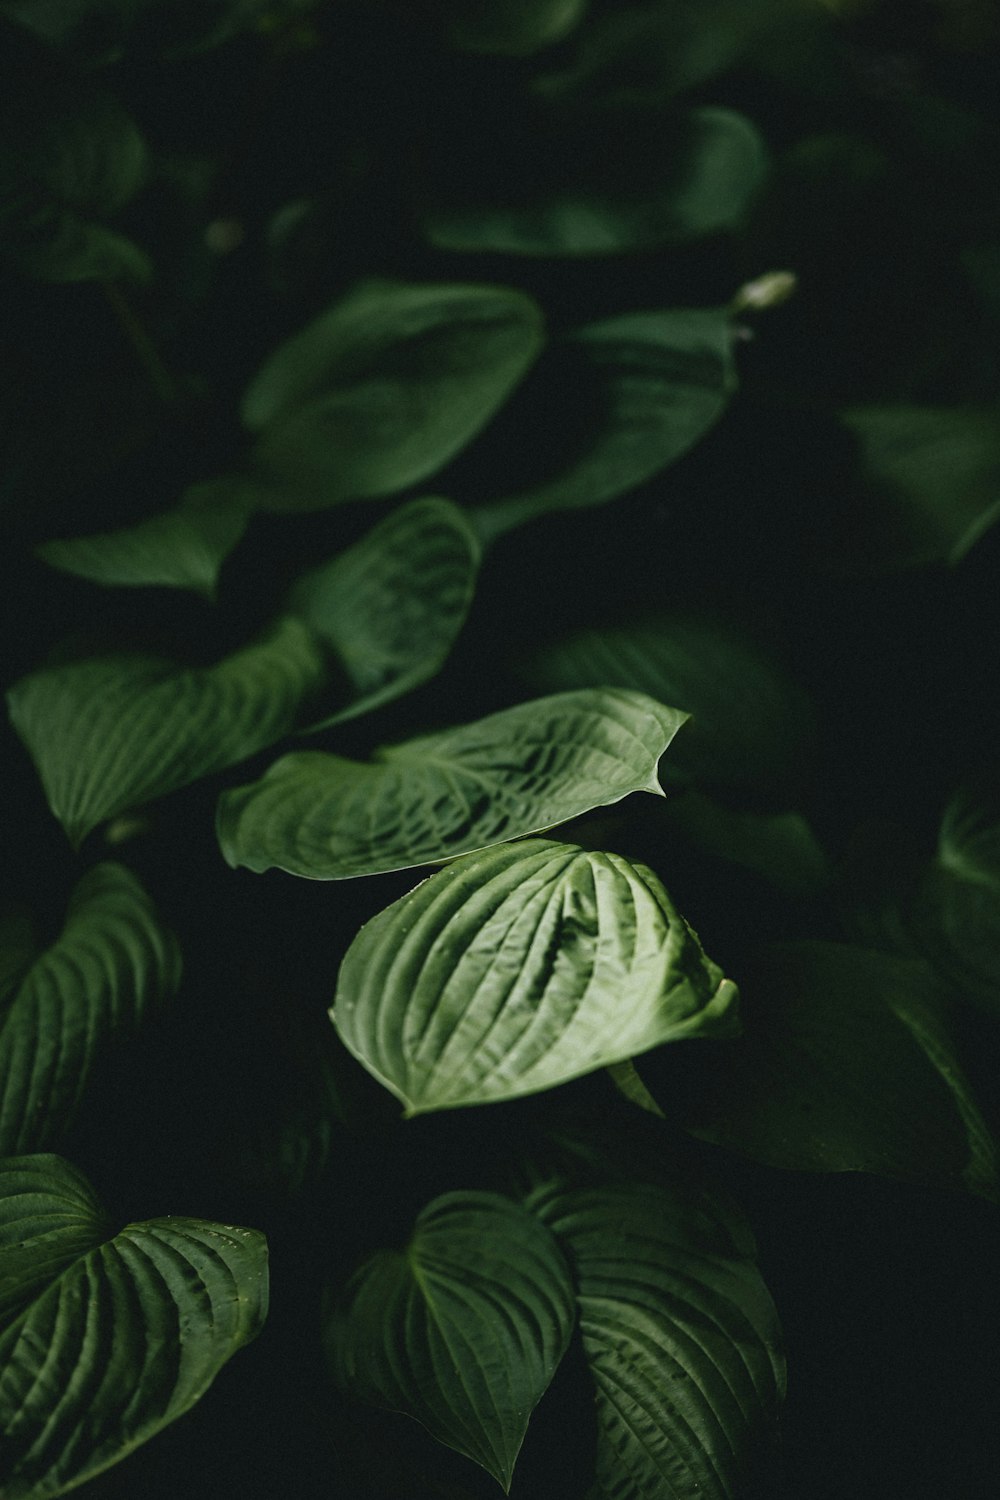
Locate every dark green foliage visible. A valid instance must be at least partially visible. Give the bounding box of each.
[3,2,1000,1497]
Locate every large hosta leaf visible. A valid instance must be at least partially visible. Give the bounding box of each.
[0,864,180,1154]
[8,616,326,846]
[218,688,686,879]
[326,1191,574,1491]
[471,310,737,541]
[332,839,737,1114]
[522,613,812,792]
[639,942,997,1199]
[35,482,253,598]
[424,105,766,257]
[291,497,479,729]
[243,280,544,509]
[0,1155,268,1498]
[527,1176,785,1500]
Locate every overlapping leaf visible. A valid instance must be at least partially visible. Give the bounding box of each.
[326,1191,574,1491]
[217,688,686,878]
[290,497,480,729]
[523,613,813,792]
[0,863,180,1154]
[332,839,738,1114]
[0,1154,268,1498]
[642,942,997,1198]
[243,280,544,508]
[8,616,327,846]
[528,1176,786,1500]
[35,481,253,598]
[471,310,737,540]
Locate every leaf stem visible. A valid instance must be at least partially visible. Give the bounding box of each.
[101,280,177,406]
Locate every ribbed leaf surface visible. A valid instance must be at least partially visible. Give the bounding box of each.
[0,864,181,1154]
[218,688,686,878]
[8,616,327,845]
[332,840,738,1113]
[0,1154,268,1498]
[327,1191,574,1491]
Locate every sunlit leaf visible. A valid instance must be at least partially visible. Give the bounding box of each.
[8,617,327,846]
[640,942,997,1199]
[333,839,737,1114]
[243,280,544,509]
[0,864,180,1154]
[326,1191,574,1491]
[0,1154,268,1498]
[218,688,686,879]
[291,497,479,729]
[528,1175,785,1500]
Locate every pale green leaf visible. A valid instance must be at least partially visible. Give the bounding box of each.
[35,481,253,597]
[522,614,811,792]
[243,280,544,509]
[528,1177,785,1500]
[0,1154,268,1499]
[473,311,736,541]
[0,864,181,1155]
[8,616,327,846]
[217,688,686,879]
[648,942,998,1199]
[326,1191,574,1491]
[291,497,479,729]
[332,839,738,1114]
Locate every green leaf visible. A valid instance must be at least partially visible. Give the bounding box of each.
[527,1176,785,1500]
[243,280,544,509]
[326,1190,574,1491]
[522,614,811,793]
[0,20,149,282]
[644,942,997,1199]
[291,497,480,729]
[35,481,252,598]
[0,1154,268,1498]
[217,687,686,879]
[424,106,766,257]
[431,0,587,55]
[332,839,738,1114]
[0,864,181,1154]
[473,310,736,540]
[8,616,327,847]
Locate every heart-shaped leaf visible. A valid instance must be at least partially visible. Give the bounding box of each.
[35,481,253,598]
[470,310,737,540]
[291,497,479,729]
[639,942,997,1199]
[522,613,812,793]
[8,616,327,846]
[0,863,181,1154]
[326,1190,574,1491]
[217,687,686,878]
[0,1153,268,1499]
[527,1175,786,1500]
[243,280,544,509]
[424,105,766,257]
[332,839,738,1114]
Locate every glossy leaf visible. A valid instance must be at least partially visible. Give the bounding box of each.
[523,614,811,792]
[8,617,327,846]
[243,280,544,509]
[425,106,766,257]
[218,688,686,879]
[326,1191,574,1490]
[528,1176,785,1500]
[35,482,252,598]
[332,839,738,1114]
[0,1154,268,1498]
[645,942,997,1199]
[0,864,181,1154]
[291,497,479,729]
